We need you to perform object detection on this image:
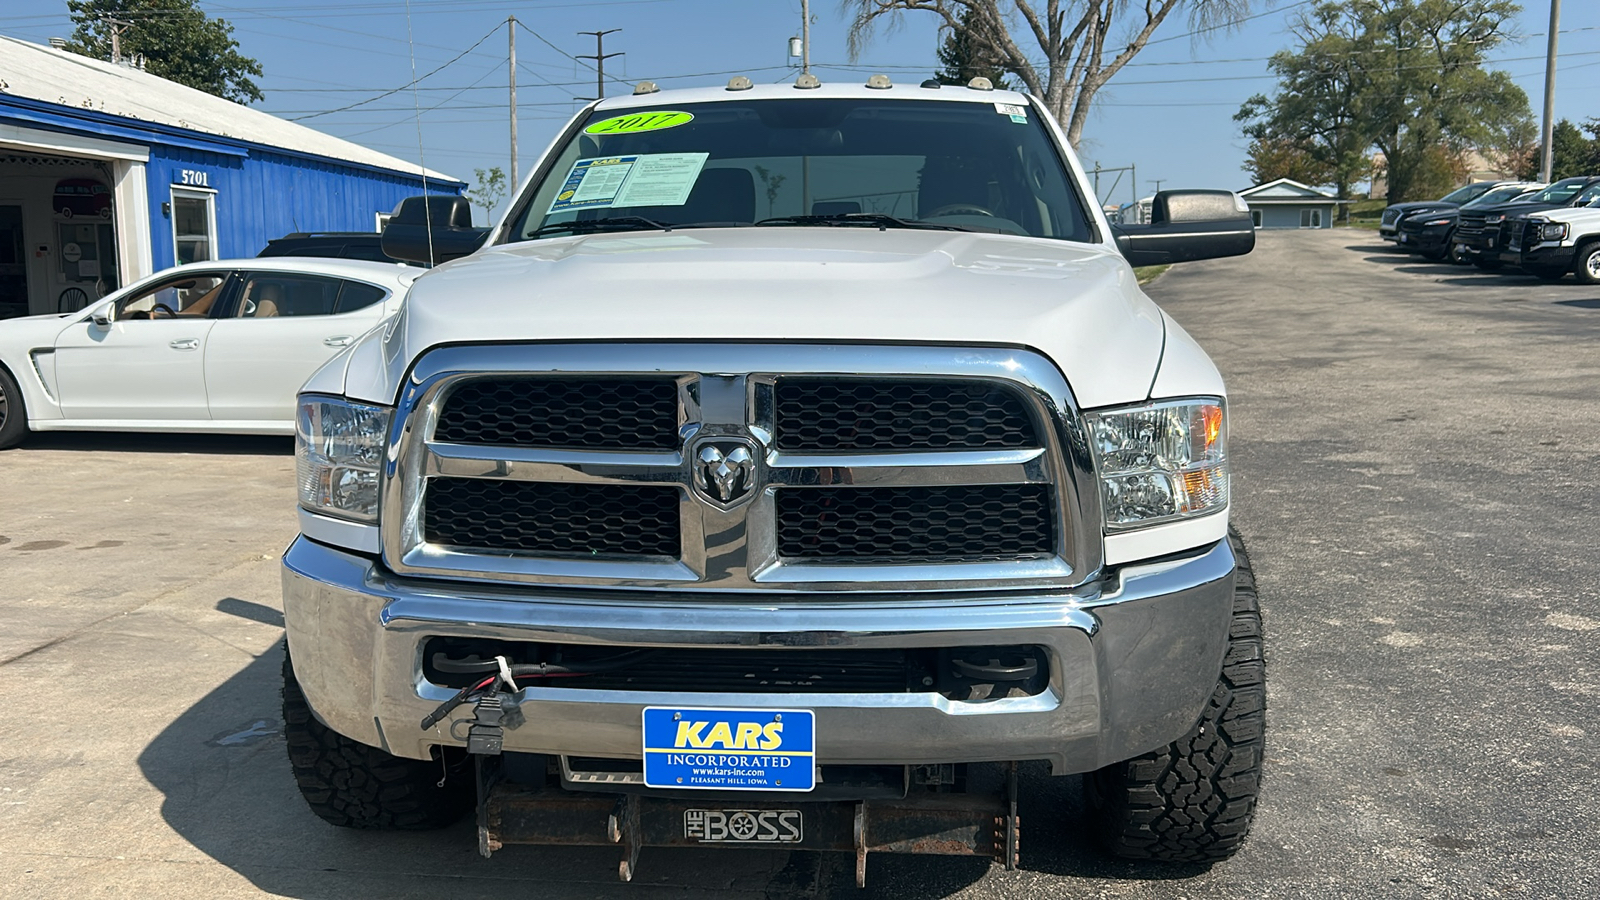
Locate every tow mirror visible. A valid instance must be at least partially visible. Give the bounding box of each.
[1111,190,1255,267]
[380,195,490,266]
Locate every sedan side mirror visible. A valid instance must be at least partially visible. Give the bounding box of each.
[380,195,491,266]
[1112,190,1256,267]
[91,304,113,327]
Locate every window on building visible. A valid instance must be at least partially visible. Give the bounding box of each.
[1251,209,1262,228]
[171,188,216,265]
[1300,208,1322,228]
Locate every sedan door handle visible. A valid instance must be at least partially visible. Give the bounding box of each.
[169,338,199,350]
[323,335,355,348]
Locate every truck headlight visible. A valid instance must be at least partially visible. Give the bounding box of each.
[1086,399,1227,531]
[1539,222,1568,241]
[1485,214,1506,225]
[296,395,391,523]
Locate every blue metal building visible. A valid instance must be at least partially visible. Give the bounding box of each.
[0,35,463,319]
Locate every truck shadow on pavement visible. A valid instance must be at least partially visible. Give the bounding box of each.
[137,638,1213,898]
[21,432,293,455]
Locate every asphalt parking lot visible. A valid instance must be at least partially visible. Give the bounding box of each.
[2,228,1597,898]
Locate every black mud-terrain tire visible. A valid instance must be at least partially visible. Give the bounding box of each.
[1472,255,1504,271]
[0,365,28,450]
[282,648,473,829]
[1085,526,1266,863]
[1574,241,1600,285]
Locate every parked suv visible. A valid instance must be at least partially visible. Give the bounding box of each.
[258,231,417,265]
[1379,181,1502,243]
[1455,177,1600,269]
[1395,182,1543,261]
[279,78,1263,883]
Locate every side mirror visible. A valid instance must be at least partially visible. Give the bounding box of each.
[380,195,491,266]
[91,304,113,327]
[1111,190,1255,268]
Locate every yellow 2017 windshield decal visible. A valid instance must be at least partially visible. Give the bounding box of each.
[584,111,694,136]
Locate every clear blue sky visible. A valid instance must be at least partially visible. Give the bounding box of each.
[4,0,1597,219]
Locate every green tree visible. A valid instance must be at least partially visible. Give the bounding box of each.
[848,0,1256,148]
[1236,3,1370,220]
[934,8,1011,89]
[1241,136,1335,188]
[66,0,263,104]
[465,167,507,219]
[1238,0,1531,207]
[1361,0,1529,203]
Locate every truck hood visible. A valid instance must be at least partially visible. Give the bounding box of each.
[357,228,1168,410]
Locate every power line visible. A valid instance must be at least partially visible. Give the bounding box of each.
[287,21,503,121]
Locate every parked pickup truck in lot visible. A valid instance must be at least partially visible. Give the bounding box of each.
[280,77,1263,884]
[1501,203,1600,282]
[1394,182,1542,261]
[1455,176,1600,268]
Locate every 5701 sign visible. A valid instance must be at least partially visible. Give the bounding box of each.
[176,169,210,187]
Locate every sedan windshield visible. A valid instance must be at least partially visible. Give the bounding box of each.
[1439,182,1495,204]
[506,98,1095,243]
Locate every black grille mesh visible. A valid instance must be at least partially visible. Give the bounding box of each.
[774,379,1038,451]
[776,484,1052,560]
[434,377,678,450]
[424,477,679,557]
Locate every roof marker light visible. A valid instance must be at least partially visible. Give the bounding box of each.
[794,73,821,90]
[921,79,942,89]
[865,74,892,89]
[633,81,659,95]
[727,76,754,91]
[968,76,994,91]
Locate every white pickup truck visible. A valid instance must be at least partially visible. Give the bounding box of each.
[1503,202,1600,282]
[279,76,1263,883]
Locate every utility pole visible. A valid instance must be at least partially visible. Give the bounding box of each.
[801,0,811,75]
[577,29,623,101]
[508,16,518,189]
[1130,163,1137,205]
[1539,0,1561,183]
[102,15,134,64]
[1150,179,1166,193]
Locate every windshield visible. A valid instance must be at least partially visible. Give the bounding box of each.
[506,98,1095,243]
[1530,179,1590,204]
[1462,185,1536,208]
[1440,182,1494,204]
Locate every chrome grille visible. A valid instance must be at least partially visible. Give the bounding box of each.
[776,484,1052,561]
[773,378,1037,451]
[1381,209,1399,225]
[435,376,679,450]
[383,344,1099,592]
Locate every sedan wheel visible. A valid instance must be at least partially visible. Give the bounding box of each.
[0,365,28,450]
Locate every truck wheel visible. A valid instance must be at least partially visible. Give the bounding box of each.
[1529,266,1567,283]
[1574,242,1600,285]
[282,648,473,829]
[1085,526,1265,863]
[1472,256,1503,271]
[0,365,28,450]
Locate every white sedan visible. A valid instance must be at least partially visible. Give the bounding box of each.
[0,257,415,449]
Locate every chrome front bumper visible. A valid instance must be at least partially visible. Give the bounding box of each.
[281,536,1236,774]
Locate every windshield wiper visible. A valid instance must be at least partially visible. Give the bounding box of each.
[754,213,972,232]
[530,216,674,238]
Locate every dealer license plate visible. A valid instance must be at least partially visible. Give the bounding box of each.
[684,808,804,843]
[642,707,815,791]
